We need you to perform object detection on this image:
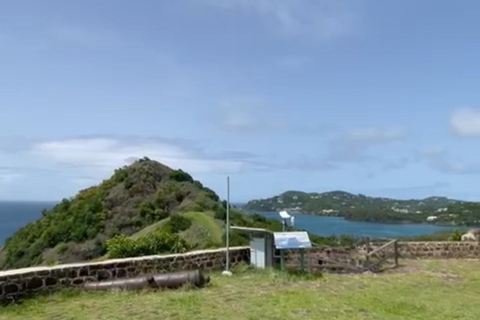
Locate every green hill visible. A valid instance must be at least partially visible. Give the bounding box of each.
[244,190,480,225]
[1,158,229,269]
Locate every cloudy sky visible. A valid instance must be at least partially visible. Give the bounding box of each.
[2,0,480,202]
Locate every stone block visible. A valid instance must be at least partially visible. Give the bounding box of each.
[96,269,111,281]
[72,278,84,286]
[78,267,89,277]
[116,268,127,278]
[45,277,57,287]
[59,279,71,286]
[67,269,78,279]
[27,277,44,291]
[3,283,19,295]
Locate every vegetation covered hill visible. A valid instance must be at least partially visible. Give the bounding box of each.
[2,158,285,269]
[245,190,480,225]
[1,158,228,269]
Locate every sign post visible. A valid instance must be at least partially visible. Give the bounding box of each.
[274,232,312,273]
[222,176,232,276]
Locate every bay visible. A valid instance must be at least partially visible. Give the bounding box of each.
[254,211,459,238]
[0,201,56,244]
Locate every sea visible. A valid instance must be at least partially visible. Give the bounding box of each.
[250,211,458,239]
[0,201,57,244]
[0,202,459,245]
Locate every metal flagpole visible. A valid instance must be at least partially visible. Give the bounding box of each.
[222,176,232,276]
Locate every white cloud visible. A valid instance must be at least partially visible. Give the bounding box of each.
[31,137,252,176]
[196,0,359,39]
[450,108,480,137]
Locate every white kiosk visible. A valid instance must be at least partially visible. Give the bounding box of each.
[230,226,274,269]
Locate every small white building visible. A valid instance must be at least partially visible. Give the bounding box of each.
[426,215,438,222]
[231,226,274,269]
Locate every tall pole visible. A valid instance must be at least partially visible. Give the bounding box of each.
[226,176,230,271]
[223,176,232,276]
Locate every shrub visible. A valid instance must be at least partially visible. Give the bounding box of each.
[169,169,194,183]
[153,208,169,220]
[167,214,192,233]
[139,202,155,218]
[106,235,138,258]
[448,230,463,241]
[214,206,227,220]
[106,232,190,258]
[56,243,69,255]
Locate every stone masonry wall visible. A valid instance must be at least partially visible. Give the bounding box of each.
[281,247,364,273]
[283,242,480,273]
[395,241,480,259]
[0,247,249,304]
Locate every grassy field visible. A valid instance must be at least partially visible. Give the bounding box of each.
[1,260,480,320]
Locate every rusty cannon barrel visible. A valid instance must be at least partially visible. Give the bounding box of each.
[83,276,154,291]
[152,270,210,289]
[83,270,210,291]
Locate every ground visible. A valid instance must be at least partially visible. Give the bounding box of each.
[1,260,480,320]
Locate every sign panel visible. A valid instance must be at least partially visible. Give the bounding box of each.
[273,232,312,249]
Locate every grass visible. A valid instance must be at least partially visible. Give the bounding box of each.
[2,260,480,319]
[131,212,223,249]
[180,212,223,249]
[130,220,169,240]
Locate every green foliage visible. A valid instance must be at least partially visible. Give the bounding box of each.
[1,158,225,269]
[165,214,192,233]
[2,187,107,268]
[449,229,463,241]
[105,235,137,258]
[56,243,69,255]
[106,232,189,259]
[169,169,194,183]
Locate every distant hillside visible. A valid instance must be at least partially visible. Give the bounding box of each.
[244,191,480,225]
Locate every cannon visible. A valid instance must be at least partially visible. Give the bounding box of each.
[83,270,210,291]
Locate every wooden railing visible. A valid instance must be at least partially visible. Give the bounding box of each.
[364,238,399,271]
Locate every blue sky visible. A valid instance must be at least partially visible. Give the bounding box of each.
[2,0,480,202]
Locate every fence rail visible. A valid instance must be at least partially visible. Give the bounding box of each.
[364,238,399,271]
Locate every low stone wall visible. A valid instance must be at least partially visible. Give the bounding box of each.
[0,247,249,304]
[281,247,364,273]
[283,241,480,273]
[396,241,480,259]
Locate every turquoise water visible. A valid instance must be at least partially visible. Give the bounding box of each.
[255,212,458,239]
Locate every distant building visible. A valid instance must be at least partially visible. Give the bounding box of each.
[426,216,438,222]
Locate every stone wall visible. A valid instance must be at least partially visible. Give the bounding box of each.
[0,247,249,304]
[282,241,480,273]
[281,247,364,273]
[394,241,480,259]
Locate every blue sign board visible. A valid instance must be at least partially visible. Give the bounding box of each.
[274,232,312,249]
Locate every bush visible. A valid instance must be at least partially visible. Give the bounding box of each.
[166,214,192,233]
[169,169,194,183]
[56,243,69,255]
[106,235,138,258]
[106,232,190,258]
[448,230,463,241]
